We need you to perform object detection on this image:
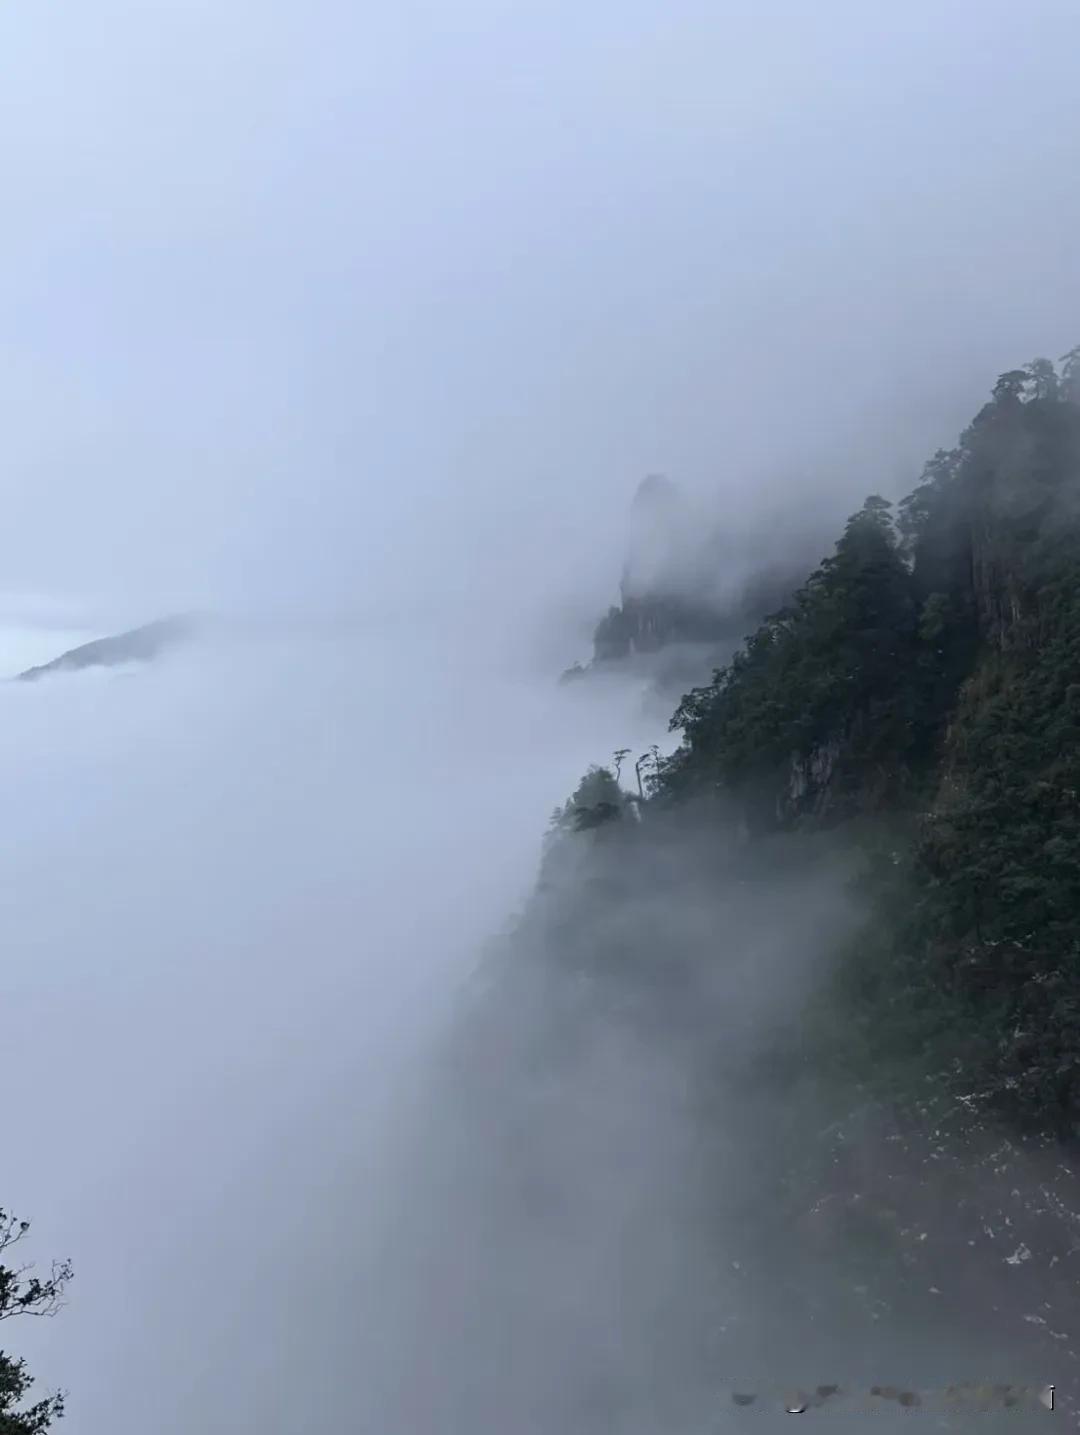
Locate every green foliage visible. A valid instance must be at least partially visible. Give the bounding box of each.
[549,765,626,835]
[907,598,1080,1123]
[663,494,924,819]
[656,348,1080,1127]
[0,1212,70,1433]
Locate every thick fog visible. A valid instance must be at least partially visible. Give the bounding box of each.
[4,1,1080,628]
[3,628,666,1431]
[3,0,1080,1430]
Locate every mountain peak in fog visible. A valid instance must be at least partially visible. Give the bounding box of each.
[14,614,200,683]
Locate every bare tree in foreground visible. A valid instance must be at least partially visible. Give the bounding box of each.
[0,1209,72,1433]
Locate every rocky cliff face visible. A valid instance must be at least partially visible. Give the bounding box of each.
[778,738,843,824]
[569,475,819,688]
[970,523,1029,651]
[592,592,742,662]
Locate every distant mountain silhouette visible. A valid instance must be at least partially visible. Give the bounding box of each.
[15,615,198,682]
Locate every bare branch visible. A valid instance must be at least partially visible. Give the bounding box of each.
[0,1212,72,1323]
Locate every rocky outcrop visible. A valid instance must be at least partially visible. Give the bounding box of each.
[969,513,1035,651]
[592,592,740,662]
[778,739,843,823]
[562,475,831,687]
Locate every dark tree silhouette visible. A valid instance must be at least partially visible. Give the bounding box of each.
[0,1210,71,1433]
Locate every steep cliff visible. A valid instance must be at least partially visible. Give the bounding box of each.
[649,347,1080,1128]
[474,714,1080,1422]
[496,358,1080,1415]
[565,475,819,693]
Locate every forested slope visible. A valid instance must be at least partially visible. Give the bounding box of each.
[347,350,1080,1431]
[637,347,1080,1133]
[444,347,1080,1425]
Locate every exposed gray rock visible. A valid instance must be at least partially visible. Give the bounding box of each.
[779,737,843,823]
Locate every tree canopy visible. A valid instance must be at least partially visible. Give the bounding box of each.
[646,350,1080,1126]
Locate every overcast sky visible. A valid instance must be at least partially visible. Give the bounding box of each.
[3,0,1080,633]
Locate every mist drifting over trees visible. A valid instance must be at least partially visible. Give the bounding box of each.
[5,0,1080,1429]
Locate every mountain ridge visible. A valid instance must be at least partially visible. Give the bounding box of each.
[14,614,198,683]
[555,345,1080,1132]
